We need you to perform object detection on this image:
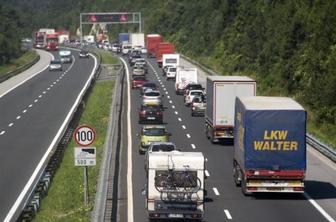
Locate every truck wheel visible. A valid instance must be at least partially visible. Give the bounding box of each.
[241,177,251,196]
[233,164,241,187]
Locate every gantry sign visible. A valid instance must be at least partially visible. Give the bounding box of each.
[79,12,142,42]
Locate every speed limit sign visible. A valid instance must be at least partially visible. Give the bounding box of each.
[74,125,96,146]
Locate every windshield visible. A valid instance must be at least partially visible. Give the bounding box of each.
[143,83,156,88]
[190,85,202,90]
[145,92,160,97]
[143,128,165,136]
[47,38,58,43]
[169,67,176,72]
[51,60,61,64]
[133,76,146,81]
[190,91,203,96]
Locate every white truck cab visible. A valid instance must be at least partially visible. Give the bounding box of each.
[144,151,205,221]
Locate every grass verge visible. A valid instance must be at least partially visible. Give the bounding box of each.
[0,50,38,76]
[34,51,117,222]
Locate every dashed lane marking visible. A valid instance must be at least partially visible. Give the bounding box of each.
[28,104,33,108]
[205,170,210,177]
[191,144,196,149]
[167,95,170,99]
[38,95,42,98]
[43,91,46,94]
[169,100,172,103]
[186,134,191,138]
[8,123,13,127]
[224,210,232,220]
[16,116,21,120]
[213,187,220,196]
[172,105,175,109]
[178,118,182,122]
[175,111,178,115]
[0,131,5,135]
[34,99,38,103]
[182,125,186,129]
[22,110,27,113]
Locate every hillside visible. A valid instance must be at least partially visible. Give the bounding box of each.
[1,0,336,145]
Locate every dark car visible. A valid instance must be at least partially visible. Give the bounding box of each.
[183,83,204,95]
[132,76,147,89]
[129,54,142,66]
[140,82,157,95]
[138,105,163,124]
[79,49,89,58]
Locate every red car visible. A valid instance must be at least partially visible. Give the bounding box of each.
[132,76,147,89]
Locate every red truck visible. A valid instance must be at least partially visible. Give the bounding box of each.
[34,32,46,49]
[46,33,59,51]
[146,34,162,58]
[155,42,175,67]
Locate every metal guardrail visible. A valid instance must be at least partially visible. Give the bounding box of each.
[15,48,102,221]
[181,54,336,163]
[0,52,40,83]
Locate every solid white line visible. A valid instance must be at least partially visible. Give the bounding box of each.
[0,131,5,135]
[0,52,54,99]
[304,193,335,222]
[34,99,38,103]
[120,57,134,222]
[22,110,27,113]
[224,209,232,220]
[178,118,182,122]
[213,187,220,196]
[4,51,95,222]
[175,111,178,115]
[191,144,196,149]
[16,116,21,120]
[182,125,186,129]
[205,170,210,177]
[186,134,191,138]
[28,104,33,108]
[8,123,14,127]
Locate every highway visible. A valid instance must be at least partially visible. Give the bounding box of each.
[0,49,97,221]
[119,54,335,222]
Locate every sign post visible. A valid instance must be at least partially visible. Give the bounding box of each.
[74,125,96,207]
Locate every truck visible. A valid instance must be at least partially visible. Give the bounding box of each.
[45,33,59,51]
[34,31,46,48]
[205,76,256,143]
[233,96,306,194]
[83,35,95,44]
[119,33,130,44]
[175,67,198,95]
[130,33,145,48]
[162,53,180,68]
[155,42,175,67]
[144,151,205,220]
[146,34,162,58]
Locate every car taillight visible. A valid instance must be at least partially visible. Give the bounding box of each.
[156,112,161,115]
[140,110,146,115]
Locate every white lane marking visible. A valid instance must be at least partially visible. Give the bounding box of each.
[304,193,336,222]
[28,104,33,108]
[224,209,232,220]
[0,131,5,135]
[186,134,191,138]
[38,95,42,98]
[34,99,38,103]
[50,85,53,87]
[16,116,21,120]
[47,87,50,90]
[5,51,95,222]
[8,123,14,127]
[22,110,27,113]
[213,187,220,196]
[165,91,168,95]
[172,105,175,109]
[120,57,134,222]
[56,79,59,82]
[43,91,46,94]
[163,87,166,91]
[175,111,178,115]
[0,52,53,99]
[205,170,210,177]
[191,144,196,149]
[169,100,172,103]
[167,95,170,99]
[182,125,186,129]
[205,158,208,162]
[53,81,56,84]
[178,118,182,122]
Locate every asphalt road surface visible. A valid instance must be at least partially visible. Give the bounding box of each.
[0,49,96,221]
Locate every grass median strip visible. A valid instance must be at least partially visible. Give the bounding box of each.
[34,50,117,221]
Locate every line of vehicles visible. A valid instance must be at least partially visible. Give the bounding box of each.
[89,31,308,220]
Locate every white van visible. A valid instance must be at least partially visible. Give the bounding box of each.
[122,43,132,55]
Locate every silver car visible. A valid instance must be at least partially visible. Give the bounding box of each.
[191,95,206,116]
[184,90,205,106]
[49,59,62,71]
[142,90,163,106]
[133,64,145,76]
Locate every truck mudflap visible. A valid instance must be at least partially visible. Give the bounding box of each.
[246,180,304,193]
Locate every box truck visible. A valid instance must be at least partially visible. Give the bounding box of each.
[175,67,198,95]
[146,34,162,57]
[130,33,145,48]
[205,76,256,143]
[233,96,306,194]
[156,43,175,67]
[143,151,205,220]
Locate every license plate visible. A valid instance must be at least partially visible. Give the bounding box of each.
[267,187,283,191]
[168,214,183,218]
[147,117,155,120]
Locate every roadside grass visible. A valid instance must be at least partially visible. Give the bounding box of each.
[34,51,116,221]
[95,49,119,64]
[0,50,38,76]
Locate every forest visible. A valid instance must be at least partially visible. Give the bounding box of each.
[1,0,336,143]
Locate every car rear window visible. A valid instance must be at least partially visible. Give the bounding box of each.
[145,92,160,97]
[191,91,203,96]
[151,144,175,152]
[51,60,61,64]
[143,128,165,136]
[190,85,203,90]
